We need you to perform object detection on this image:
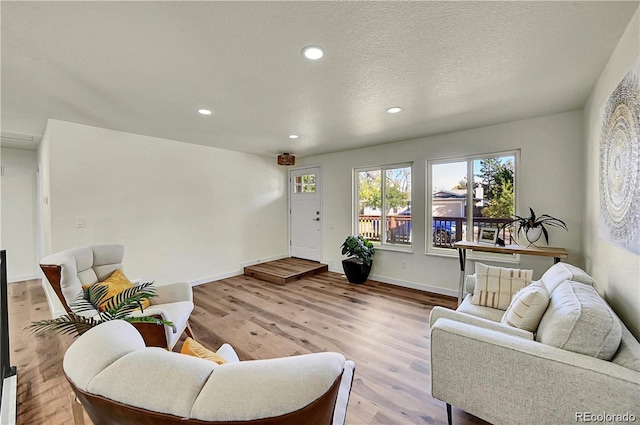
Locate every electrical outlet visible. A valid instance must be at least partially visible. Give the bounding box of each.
[401,260,407,269]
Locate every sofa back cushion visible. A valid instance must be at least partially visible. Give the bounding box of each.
[540,262,594,294]
[470,263,533,310]
[612,322,640,372]
[536,281,622,360]
[41,245,124,307]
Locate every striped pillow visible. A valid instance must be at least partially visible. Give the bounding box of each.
[501,281,550,331]
[471,263,533,310]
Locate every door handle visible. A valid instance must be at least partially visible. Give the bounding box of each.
[312,218,320,221]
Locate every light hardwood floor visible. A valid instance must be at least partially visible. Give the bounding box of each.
[9,273,488,425]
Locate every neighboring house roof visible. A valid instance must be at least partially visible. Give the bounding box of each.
[433,190,466,199]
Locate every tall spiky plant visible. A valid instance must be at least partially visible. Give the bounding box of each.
[27,281,175,336]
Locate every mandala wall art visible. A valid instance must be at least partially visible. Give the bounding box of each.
[599,59,640,255]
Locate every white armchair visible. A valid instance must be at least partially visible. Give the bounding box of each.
[40,244,194,350]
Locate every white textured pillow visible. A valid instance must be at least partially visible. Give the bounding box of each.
[536,281,622,360]
[471,263,533,310]
[539,262,594,294]
[501,281,550,332]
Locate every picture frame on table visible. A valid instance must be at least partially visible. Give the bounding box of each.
[478,227,499,245]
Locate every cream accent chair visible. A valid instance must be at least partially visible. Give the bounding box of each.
[429,262,640,425]
[64,320,356,425]
[40,244,194,350]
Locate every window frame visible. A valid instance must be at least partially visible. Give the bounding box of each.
[426,150,520,259]
[354,162,413,252]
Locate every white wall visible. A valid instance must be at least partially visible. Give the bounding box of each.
[41,119,288,284]
[300,111,584,296]
[0,148,39,280]
[583,9,640,338]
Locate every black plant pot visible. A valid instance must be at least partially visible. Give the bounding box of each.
[342,258,372,284]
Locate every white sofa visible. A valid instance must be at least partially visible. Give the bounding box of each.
[40,244,194,350]
[64,320,355,425]
[430,262,640,425]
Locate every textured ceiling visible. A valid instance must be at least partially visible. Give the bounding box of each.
[1,1,637,156]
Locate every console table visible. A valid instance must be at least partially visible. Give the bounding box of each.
[454,241,569,305]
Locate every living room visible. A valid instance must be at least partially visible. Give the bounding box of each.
[1,2,639,424]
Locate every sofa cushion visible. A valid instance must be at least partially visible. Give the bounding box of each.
[470,263,533,310]
[500,281,550,332]
[611,323,640,372]
[457,295,505,322]
[536,281,622,360]
[540,262,594,294]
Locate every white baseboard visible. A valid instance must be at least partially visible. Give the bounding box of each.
[8,274,39,283]
[189,270,243,287]
[239,253,289,268]
[1,373,17,425]
[327,265,457,298]
[189,253,290,287]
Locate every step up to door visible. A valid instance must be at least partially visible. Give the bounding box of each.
[243,258,328,285]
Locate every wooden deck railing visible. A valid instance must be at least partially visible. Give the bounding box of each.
[358,215,515,248]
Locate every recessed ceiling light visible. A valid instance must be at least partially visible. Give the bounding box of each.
[302,46,324,60]
[386,107,403,114]
[288,134,300,139]
[198,109,212,115]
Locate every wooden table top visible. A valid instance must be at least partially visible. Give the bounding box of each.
[454,241,568,259]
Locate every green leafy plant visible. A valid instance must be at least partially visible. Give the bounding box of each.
[27,281,175,336]
[504,207,568,244]
[341,235,375,266]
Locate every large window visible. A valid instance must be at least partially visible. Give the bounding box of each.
[428,151,517,252]
[355,164,412,248]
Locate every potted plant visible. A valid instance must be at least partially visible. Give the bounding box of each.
[341,235,375,284]
[27,282,174,336]
[503,207,568,246]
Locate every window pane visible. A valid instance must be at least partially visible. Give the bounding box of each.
[358,170,382,242]
[432,162,467,248]
[294,174,316,193]
[385,167,411,245]
[473,156,515,244]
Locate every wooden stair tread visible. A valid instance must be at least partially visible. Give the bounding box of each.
[244,258,328,284]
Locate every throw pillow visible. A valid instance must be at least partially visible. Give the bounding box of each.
[471,263,533,310]
[536,281,622,360]
[181,337,227,365]
[88,269,151,312]
[500,280,550,332]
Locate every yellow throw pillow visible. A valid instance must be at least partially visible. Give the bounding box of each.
[92,269,151,312]
[181,337,227,365]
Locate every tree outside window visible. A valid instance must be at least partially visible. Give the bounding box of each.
[356,164,412,247]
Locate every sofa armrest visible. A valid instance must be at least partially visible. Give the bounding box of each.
[430,319,640,425]
[429,306,533,340]
[149,281,192,305]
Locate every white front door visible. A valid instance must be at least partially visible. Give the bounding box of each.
[290,167,321,262]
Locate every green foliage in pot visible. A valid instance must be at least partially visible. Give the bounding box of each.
[341,235,375,266]
[27,281,175,336]
[504,207,568,244]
